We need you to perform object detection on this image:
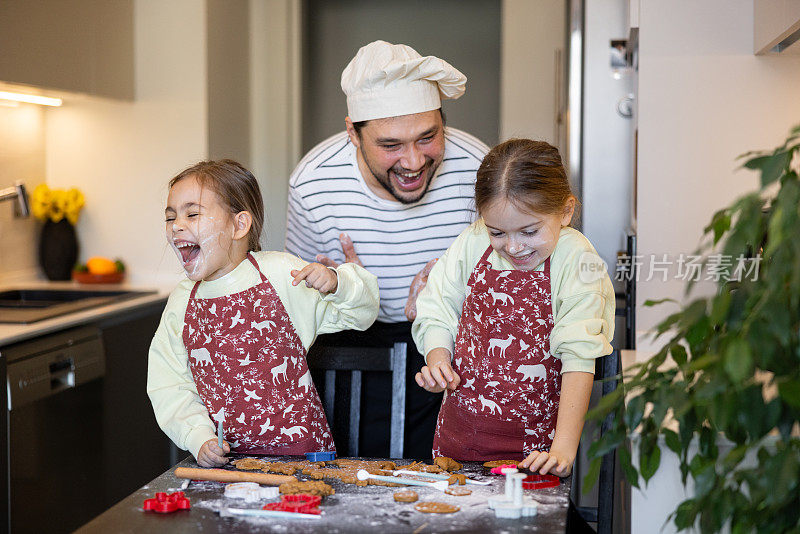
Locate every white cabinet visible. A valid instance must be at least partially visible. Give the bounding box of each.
[0,0,134,99]
[754,0,800,55]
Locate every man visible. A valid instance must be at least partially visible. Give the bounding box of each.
[285,40,488,458]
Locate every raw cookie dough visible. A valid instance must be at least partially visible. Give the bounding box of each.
[445,487,472,496]
[261,460,325,476]
[231,458,269,470]
[434,456,463,472]
[414,502,460,514]
[393,490,419,503]
[483,460,520,468]
[278,480,335,497]
[447,474,467,485]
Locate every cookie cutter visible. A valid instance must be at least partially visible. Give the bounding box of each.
[305,451,336,461]
[522,473,560,490]
[224,482,280,502]
[487,469,538,519]
[490,464,518,475]
[263,493,322,515]
[143,491,191,513]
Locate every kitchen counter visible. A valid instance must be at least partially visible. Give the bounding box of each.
[77,455,573,533]
[0,280,170,347]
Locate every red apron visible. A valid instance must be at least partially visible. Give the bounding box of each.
[183,253,335,455]
[432,246,561,461]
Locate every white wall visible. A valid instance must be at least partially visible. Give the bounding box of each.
[500,0,565,145]
[636,0,800,345]
[581,0,634,278]
[44,0,208,287]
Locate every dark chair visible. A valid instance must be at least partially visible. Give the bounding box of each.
[576,348,621,534]
[306,342,407,459]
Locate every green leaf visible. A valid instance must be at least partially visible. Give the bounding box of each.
[644,297,678,308]
[618,446,639,488]
[670,344,688,366]
[722,445,747,469]
[624,395,645,431]
[673,499,699,530]
[663,429,681,454]
[778,379,800,409]
[709,290,731,325]
[743,150,791,186]
[640,443,661,482]
[723,338,753,383]
[582,456,601,493]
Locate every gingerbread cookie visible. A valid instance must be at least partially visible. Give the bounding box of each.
[393,489,419,503]
[231,458,268,470]
[414,502,460,514]
[263,460,324,476]
[434,456,462,472]
[447,473,467,485]
[400,461,444,474]
[483,459,520,468]
[278,480,334,497]
[444,487,472,496]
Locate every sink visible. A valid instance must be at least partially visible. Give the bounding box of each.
[0,288,157,324]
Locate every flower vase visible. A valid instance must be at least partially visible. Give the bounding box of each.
[39,219,79,281]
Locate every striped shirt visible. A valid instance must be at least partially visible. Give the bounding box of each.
[285,128,489,323]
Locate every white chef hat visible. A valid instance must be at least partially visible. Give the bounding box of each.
[341,40,467,122]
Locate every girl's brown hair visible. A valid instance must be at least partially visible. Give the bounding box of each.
[475,139,578,221]
[169,159,264,252]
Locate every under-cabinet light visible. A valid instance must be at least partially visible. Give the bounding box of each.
[0,91,62,107]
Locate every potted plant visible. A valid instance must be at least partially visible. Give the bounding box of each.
[586,125,800,533]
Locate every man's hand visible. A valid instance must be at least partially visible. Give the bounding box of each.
[415,347,460,393]
[291,263,339,294]
[316,233,363,268]
[197,438,230,467]
[405,258,437,321]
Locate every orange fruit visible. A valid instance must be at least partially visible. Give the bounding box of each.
[86,257,117,275]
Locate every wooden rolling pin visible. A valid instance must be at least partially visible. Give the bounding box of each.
[175,467,296,486]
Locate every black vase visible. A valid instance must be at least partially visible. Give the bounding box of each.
[39,219,79,281]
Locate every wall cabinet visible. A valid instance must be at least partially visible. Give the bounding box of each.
[754,0,800,55]
[0,0,134,99]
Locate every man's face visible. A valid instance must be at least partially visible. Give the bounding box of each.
[348,109,445,204]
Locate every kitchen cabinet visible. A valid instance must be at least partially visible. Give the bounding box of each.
[754,0,800,55]
[2,297,169,533]
[0,0,134,99]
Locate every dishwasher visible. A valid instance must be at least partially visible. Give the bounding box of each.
[4,326,106,534]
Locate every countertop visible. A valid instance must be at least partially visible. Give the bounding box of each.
[77,455,572,533]
[0,279,170,347]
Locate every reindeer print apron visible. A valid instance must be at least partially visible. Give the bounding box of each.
[184,253,334,455]
[432,246,561,461]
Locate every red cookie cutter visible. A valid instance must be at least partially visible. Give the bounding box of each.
[263,494,322,515]
[522,473,560,490]
[143,491,191,513]
[490,464,518,475]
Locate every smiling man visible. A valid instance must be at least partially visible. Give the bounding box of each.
[285,40,488,458]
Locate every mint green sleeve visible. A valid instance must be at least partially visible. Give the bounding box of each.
[412,222,487,363]
[263,252,379,350]
[146,284,216,459]
[549,231,616,374]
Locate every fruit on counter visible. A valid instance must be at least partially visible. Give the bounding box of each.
[74,257,126,275]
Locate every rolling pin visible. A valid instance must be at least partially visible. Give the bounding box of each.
[174,467,296,486]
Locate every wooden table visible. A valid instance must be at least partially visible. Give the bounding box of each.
[78,455,572,533]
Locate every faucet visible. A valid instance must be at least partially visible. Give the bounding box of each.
[0,180,30,217]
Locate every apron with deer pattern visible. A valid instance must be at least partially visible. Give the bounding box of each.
[432,246,561,461]
[184,253,335,455]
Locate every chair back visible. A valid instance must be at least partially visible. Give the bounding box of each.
[306,343,407,458]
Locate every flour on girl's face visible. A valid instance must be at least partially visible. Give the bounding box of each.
[165,175,240,281]
[482,199,569,271]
